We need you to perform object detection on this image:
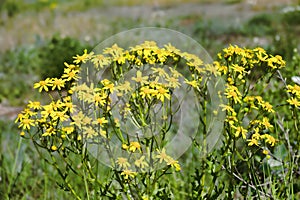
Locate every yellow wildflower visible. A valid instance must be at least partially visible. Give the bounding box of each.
[121,169,137,180]
[234,126,247,139]
[28,101,42,110]
[34,78,52,92]
[51,78,65,90]
[129,141,141,152]
[116,157,130,169]
[134,156,148,169]
[287,97,300,107]
[73,49,93,64]
[18,117,35,130]
[155,148,170,163]
[132,71,148,85]
[155,85,170,102]
[224,85,242,104]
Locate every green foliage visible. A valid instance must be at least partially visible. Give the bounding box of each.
[0,35,90,105]
[242,13,275,36]
[38,34,91,79]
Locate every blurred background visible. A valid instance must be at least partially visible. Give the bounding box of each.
[0,0,299,198]
[0,0,299,109]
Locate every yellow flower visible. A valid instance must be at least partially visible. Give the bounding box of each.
[287,84,300,97]
[166,76,181,88]
[50,111,68,122]
[166,157,181,171]
[155,148,170,163]
[101,79,115,93]
[51,145,58,151]
[104,44,124,57]
[140,86,155,99]
[231,64,245,74]
[62,126,74,135]
[287,97,300,107]
[151,67,168,78]
[91,54,111,69]
[116,157,130,169]
[73,49,93,64]
[116,81,132,93]
[82,126,97,138]
[261,134,276,147]
[18,117,35,130]
[155,85,170,102]
[129,141,141,152]
[248,137,259,146]
[61,68,79,81]
[121,169,137,180]
[42,126,56,137]
[132,71,148,85]
[224,85,242,104]
[34,78,52,92]
[134,156,148,169]
[95,117,108,127]
[234,126,247,139]
[259,101,275,113]
[28,101,42,110]
[261,117,273,129]
[51,78,65,90]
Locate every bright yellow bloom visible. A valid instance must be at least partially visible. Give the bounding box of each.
[121,169,137,180]
[261,117,273,129]
[18,117,35,130]
[95,117,108,127]
[259,101,275,113]
[129,141,141,152]
[234,126,247,139]
[51,78,65,90]
[61,68,79,81]
[225,85,242,104]
[261,134,276,147]
[51,145,58,151]
[34,78,52,92]
[62,126,74,135]
[287,84,300,97]
[155,85,170,102]
[73,49,93,64]
[28,101,42,110]
[101,79,115,93]
[140,86,155,99]
[50,111,68,122]
[184,79,198,88]
[166,157,181,171]
[42,126,56,136]
[287,97,300,107]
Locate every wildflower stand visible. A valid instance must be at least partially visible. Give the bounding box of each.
[16,28,294,199]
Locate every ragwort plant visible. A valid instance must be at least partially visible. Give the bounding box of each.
[15,41,298,199]
[15,41,211,199]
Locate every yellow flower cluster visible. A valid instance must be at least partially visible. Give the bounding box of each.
[117,145,181,179]
[217,45,285,151]
[286,84,300,107]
